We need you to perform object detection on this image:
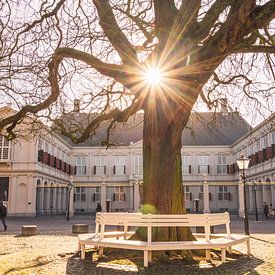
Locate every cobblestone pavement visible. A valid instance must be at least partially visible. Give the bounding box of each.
[0,216,275,274]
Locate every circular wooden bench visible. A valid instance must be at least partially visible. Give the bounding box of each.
[22,225,37,235]
[72,224,89,234]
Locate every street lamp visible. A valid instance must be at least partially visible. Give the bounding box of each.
[236,155,250,235]
[66,175,74,221]
[253,181,259,221]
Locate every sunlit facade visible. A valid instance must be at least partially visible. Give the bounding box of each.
[0,105,274,217]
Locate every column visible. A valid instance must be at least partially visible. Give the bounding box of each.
[238,174,245,217]
[52,185,57,215]
[134,180,140,212]
[8,176,17,215]
[40,181,44,215]
[69,186,74,218]
[248,185,254,213]
[101,183,107,212]
[203,175,210,213]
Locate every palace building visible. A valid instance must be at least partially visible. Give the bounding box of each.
[0,104,274,217]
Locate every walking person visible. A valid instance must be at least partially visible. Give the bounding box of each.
[0,202,7,231]
[263,202,269,219]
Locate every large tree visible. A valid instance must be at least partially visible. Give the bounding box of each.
[0,0,274,243]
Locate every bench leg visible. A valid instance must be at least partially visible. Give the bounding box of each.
[81,244,85,260]
[148,251,152,262]
[144,251,148,267]
[246,240,251,254]
[221,248,226,263]
[206,249,211,261]
[98,247,104,258]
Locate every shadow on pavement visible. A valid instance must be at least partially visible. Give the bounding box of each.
[65,251,264,274]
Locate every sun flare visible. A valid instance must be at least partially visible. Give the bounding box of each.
[144,67,162,86]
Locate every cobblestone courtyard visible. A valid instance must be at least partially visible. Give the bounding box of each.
[0,216,275,274]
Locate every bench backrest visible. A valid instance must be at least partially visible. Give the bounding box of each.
[95,212,231,241]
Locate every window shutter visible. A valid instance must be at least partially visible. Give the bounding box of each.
[207,165,210,174]
[190,193,192,201]
[113,166,116,175]
[198,166,200,174]
[123,193,126,201]
[113,193,116,201]
[124,165,126,174]
[38,150,43,162]
[93,193,96,202]
[93,165,96,175]
[74,166,76,175]
[104,166,107,175]
[227,165,230,174]
[209,192,212,201]
[54,157,57,168]
[47,153,51,166]
[189,165,191,174]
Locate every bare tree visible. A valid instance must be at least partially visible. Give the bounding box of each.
[0,0,274,245]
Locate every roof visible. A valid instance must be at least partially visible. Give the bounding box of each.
[57,111,252,146]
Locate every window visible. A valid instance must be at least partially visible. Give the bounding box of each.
[184,186,192,201]
[182,156,191,174]
[74,187,86,202]
[217,155,227,174]
[249,143,253,155]
[255,139,260,151]
[0,136,11,160]
[134,155,143,175]
[218,186,231,200]
[92,187,101,202]
[262,135,268,149]
[0,177,9,201]
[113,187,125,201]
[38,138,43,150]
[95,155,107,175]
[199,185,203,200]
[44,142,49,153]
[75,156,87,175]
[114,156,126,175]
[198,155,209,174]
[272,132,275,145]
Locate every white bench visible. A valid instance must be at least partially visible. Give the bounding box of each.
[79,212,250,267]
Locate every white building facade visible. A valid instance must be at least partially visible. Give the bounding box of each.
[0,106,274,217]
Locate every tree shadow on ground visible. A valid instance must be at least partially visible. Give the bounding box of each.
[66,249,264,275]
[1,256,53,275]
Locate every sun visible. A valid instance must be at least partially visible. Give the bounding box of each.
[144,67,163,86]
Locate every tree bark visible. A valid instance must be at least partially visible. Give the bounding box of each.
[142,92,195,242]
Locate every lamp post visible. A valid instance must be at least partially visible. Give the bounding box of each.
[253,181,259,221]
[66,175,74,221]
[236,155,250,235]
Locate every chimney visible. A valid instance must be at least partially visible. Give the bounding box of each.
[73,99,80,112]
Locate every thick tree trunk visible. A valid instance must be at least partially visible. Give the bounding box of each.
[142,94,195,242]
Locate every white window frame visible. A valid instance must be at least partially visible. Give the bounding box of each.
[218,186,230,200]
[198,155,209,174]
[184,186,192,201]
[0,136,11,160]
[134,155,143,175]
[74,187,86,202]
[114,155,126,175]
[182,155,191,175]
[95,155,107,175]
[75,155,87,175]
[217,155,227,174]
[262,135,268,149]
[114,186,125,201]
